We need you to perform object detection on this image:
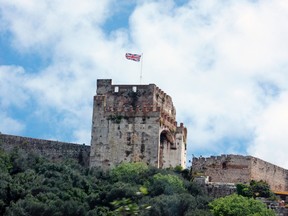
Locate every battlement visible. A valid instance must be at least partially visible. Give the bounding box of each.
[96,80,172,101]
[94,79,177,130]
[193,154,248,163]
[97,79,155,95]
[91,79,187,169]
[192,154,288,191]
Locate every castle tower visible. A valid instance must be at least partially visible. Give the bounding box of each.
[90,79,187,169]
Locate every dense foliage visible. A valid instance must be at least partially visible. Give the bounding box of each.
[209,194,275,216]
[236,180,275,199]
[0,148,212,216]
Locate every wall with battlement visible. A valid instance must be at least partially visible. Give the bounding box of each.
[96,79,178,130]
[250,157,288,191]
[192,155,251,184]
[0,133,90,167]
[90,79,187,169]
[192,154,288,191]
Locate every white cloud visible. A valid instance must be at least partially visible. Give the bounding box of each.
[1,0,288,168]
[248,92,288,168]
[0,66,28,108]
[0,112,24,134]
[73,129,91,145]
[0,0,112,51]
[0,66,26,134]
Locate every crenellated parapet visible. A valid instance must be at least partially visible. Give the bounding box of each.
[95,79,176,118]
[90,79,187,169]
[93,80,178,131]
[192,154,288,192]
[154,86,176,116]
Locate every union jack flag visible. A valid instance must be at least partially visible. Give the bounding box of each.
[125,53,141,62]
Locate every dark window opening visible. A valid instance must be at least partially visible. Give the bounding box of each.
[222,162,227,169]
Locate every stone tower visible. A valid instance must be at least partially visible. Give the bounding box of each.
[90,79,187,169]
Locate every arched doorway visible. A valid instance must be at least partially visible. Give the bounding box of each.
[159,130,175,168]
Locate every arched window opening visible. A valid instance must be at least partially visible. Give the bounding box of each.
[160,130,175,148]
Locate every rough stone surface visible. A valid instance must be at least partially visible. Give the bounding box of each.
[193,176,237,198]
[192,154,288,192]
[205,183,237,198]
[90,79,187,169]
[0,133,90,166]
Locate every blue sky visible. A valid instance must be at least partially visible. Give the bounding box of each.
[1,0,288,168]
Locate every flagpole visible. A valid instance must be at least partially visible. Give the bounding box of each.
[140,53,143,84]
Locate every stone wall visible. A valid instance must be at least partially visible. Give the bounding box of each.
[192,155,251,183]
[90,79,187,169]
[193,176,236,198]
[205,183,237,198]
[192,154,288,192]
[250,157,288,191]
[0,133,90,167]
[90,111,161,168]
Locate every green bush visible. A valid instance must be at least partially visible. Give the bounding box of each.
[236,180,275,199]
[148,173,185,196]
[111,162,149,182]
[209,194,275,216]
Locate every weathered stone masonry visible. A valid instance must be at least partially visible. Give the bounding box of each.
[90,79,187,169]
[0,133,90,166]
[192,154,288,192]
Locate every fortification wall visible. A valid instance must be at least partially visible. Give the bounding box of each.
[90,114,161,168]
[205,183,237,198]
[192,155,251,183]
[193,177,236,198]
[91,79,187,169]
[96,79,177,130]
[192,154,288,192]
[250,157,288,191]
[0,133,90,166]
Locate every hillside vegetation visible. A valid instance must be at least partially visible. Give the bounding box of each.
[0,148,212,216]
[0,148,275,216]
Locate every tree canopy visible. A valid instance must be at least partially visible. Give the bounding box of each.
[0,148,211,216]
[236,180,275,199]
[0,147,277,216]
[209,194,275,216]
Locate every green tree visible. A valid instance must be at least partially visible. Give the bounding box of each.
[111,162,148,183]
[250,180,274,198]
[236,180,275,199]
[209,194,275,216]
[236,183,253,198]
[142,193,211,216]
[147,173,185,196]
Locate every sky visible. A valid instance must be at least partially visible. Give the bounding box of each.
[1,0,288,168]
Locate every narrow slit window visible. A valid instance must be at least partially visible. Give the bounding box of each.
[114,86,119,92]
[132,86,137,92]
[222,162,227,169]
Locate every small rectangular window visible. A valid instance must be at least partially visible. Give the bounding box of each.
[132,86,137,92]
[114,86,119,92]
